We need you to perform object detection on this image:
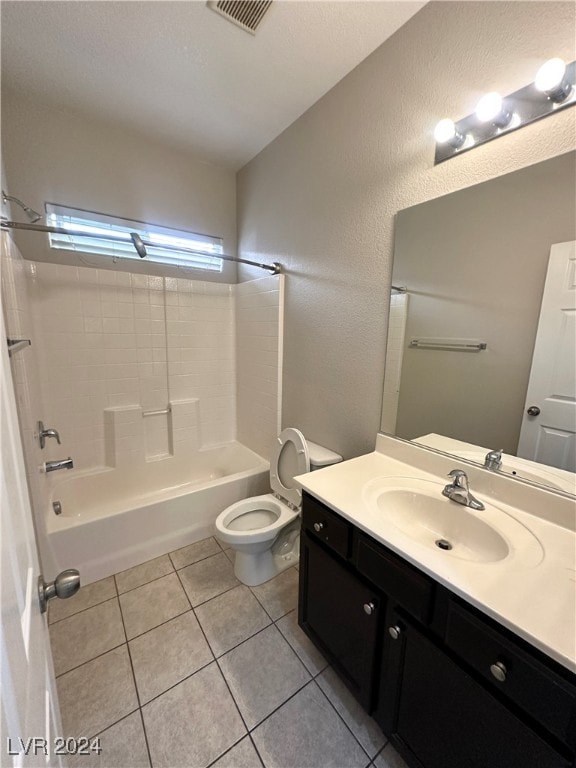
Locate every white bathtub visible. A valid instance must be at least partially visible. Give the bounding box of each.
[46,442,269,585]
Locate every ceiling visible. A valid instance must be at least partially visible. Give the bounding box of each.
[1,1,425,170]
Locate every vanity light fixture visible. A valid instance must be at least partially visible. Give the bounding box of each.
[434,58,576,164]
[474,92,512,128]
[535,58,573,103]
[433,119,465,149]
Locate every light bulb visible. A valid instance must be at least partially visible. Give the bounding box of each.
[433,118,465,148]
[535,58,572,102]
[475,92,512,128]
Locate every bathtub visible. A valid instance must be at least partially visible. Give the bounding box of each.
[46,442,269,585]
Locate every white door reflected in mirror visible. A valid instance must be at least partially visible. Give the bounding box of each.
[517,241,576,472]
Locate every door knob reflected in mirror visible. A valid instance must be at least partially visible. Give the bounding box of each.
[526,406,541,416]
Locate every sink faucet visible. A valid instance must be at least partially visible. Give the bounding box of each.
[44,458,74,473]
[484,448,503,471]
[442,469,485,511]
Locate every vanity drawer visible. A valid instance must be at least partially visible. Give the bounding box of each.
[302,493,351,560]
[445,599,576,748]
[354,533,433,623]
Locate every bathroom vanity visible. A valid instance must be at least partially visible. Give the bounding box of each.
[296,436,576,768]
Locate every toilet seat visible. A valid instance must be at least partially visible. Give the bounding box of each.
[214,428,315,585]
[216,493,298,545]
[269,427,310,508]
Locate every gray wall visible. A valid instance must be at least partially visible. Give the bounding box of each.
[393,152,576,452]
[2,90,238,283]
[237,1,576,459]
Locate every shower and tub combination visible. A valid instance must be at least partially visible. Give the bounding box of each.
[47,442,270,584]
[2,196,291,586]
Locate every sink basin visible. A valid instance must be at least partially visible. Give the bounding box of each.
[362,477,543,566]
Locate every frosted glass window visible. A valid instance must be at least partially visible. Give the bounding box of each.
[45,203,223,272]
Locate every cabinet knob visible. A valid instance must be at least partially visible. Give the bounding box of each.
[490,661,507,682]
[363,601,376,615]
[388,625,402,640]
[313,522,324,532]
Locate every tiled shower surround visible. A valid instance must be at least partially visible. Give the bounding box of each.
[22,261,282,470]
[2,233,282,573]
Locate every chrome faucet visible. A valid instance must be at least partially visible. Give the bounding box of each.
[442,469,485,511]
[484,448,503,471]
[44,458,74,473]
[38,421,61,449]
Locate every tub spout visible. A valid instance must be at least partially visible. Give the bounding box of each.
[45,458,74,473]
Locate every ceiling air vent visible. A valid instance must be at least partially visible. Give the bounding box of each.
[207,1,272,35]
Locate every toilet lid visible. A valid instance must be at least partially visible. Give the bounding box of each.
[270,428,310,508]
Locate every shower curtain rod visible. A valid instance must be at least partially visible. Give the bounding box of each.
[0,220,282,275]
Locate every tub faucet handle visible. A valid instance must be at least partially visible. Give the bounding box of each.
[38,421,61,449]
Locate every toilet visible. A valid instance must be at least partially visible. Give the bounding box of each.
[215,428,342,586]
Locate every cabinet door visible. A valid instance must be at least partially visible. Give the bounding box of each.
[381,614,571,768]
[299,531,380,710]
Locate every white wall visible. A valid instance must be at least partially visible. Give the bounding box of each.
[1,89,238,283]
[237,1,576,459]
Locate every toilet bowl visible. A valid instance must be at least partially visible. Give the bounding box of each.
[215,428,341,586]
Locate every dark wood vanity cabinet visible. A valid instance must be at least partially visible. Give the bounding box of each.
[298,503,380,709]
[299,492,576,768]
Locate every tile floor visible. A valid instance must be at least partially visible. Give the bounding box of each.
[49,537,409,768]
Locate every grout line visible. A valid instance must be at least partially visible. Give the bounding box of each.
[168,546,223,571]
[116,578,154,768]
[114,538,224,597]
[173,569,256,756]
[372,739,391,768]
[115,568,176,597]
[88,708,140,740]
[189,580,242,610]
[137,708,154,768]
[54,640,127,680]
[137,657,215,709]
[273,611,330,678]
[312,677,380,763]
[204,735,252,768]
[48,594,119,626]
[212,621,274,661]
[246,678,315,733]
[125,606,192,642]
[247,732,267,768]
[248,580,298,624]
[85,706,142,743]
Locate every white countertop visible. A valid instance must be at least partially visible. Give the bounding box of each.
[295,434,576,674]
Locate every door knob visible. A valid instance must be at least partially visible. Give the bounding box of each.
[526,406,541,416]
[313,522,324,532]
[38,569,80,614]
[388,625,402,640]
[363,601,376,615]
[490,661,507,682]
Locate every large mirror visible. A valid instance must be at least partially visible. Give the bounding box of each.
[382,151,576,495]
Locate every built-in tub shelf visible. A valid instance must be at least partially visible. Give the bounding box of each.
[7,338,31,356]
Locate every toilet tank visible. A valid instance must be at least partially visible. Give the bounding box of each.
[306,440,342,471]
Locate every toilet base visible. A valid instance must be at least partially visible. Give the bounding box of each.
[232,532,300,586]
